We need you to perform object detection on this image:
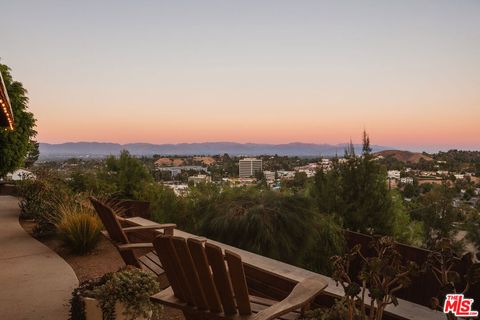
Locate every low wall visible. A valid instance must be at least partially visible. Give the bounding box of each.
[345,230,480,310]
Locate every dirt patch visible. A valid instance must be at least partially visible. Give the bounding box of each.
[19,219,184,320]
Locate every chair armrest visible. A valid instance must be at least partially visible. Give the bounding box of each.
[117,243,154,251]
[252,276,327,320]
[122,224,177,233]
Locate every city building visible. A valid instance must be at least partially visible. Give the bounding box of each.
[239,158,263,178]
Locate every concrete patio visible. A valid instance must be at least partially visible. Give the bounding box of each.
[0,195,78,319]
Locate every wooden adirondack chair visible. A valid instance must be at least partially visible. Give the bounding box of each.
[151,235,328,320]
[89,197,176,285]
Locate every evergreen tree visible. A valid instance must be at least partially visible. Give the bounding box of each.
[339,131,395,234]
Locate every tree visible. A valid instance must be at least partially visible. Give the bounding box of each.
[464,212,480,251]
[413,184,459,249]
[198,188,319,265]
[338,132,396,235]
[102,150,153,198]
[0,62,37,177]
[24,140,40,168]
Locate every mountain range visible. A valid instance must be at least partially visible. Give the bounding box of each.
[39,142,391,159]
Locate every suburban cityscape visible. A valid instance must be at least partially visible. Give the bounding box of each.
[1,1,480,320]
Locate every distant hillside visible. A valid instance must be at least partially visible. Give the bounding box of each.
[376,150,433,163]
[39,142,390,160]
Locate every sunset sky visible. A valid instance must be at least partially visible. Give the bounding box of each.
[1,1,479,151]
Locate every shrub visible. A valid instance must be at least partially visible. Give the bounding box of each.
[56,200,102,254]
[134,182,185,225]
[70,268,162,320]
[304,214,346,275]
[302,299,350,320]
[330,236,418,320]
[18,178,53,220]
[17,173,72,237]
[198,187,318,265]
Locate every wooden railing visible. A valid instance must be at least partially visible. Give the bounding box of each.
[123,216,444,320]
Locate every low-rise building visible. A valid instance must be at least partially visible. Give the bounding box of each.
[188,174,212,185]
[387,170,401,180]
[263,171,276,182]
[400,177,414,184]
[277,170,296,180]
[6,169,35,181]
[294,163,318,178]
[222,177,257,187]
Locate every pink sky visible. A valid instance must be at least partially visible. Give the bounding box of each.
[2,1,479,151]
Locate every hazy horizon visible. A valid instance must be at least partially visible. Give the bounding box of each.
[2,1,479,151]
[38,140,480,154]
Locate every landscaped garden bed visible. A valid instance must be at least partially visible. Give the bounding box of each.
[19,219,184,320]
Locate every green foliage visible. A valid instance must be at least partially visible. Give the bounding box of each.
[283,171,308,190]
[425,238,480,318]
[68,169,117,196]
[412,184,459,249]
[93,268,162,320]
[143,183,345,270]
[17,171,72,237]
[303,214,346,274]
[464,211,480,251]
[390,191,425,246]
[433,150,480,173]
[330,236,418,320]
[103,150,153,198]
[0,62,37,177]
[198,188,317,265]
[70,274,110,320]
[134,182,184,225]
[69,268,162,320]
[302,299,352,320]
[24,140,39,167]
[402,182,419,199]
[313,132,399,236]
[56,200,102,254]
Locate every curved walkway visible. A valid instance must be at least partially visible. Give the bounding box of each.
[0,196,78,319]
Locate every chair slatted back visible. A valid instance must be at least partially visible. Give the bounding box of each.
[187,238,223,313]
[153,235,253,316]
[225,250,252,315]
[205,242,237,315]
[172,238,209,309]
[90,197,140,268]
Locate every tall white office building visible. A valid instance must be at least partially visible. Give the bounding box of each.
[239,158,263,178]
